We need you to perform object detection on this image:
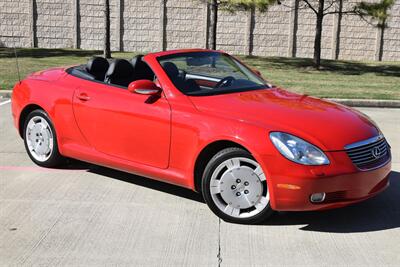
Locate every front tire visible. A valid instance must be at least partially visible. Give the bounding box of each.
[202,147,273,224]
[23,109,65,167]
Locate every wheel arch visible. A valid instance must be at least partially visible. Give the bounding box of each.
[193,140,250,193]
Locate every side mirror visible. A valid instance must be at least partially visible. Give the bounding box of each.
[128,80,161,95]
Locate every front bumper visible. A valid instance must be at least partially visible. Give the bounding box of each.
[260,151,391,211]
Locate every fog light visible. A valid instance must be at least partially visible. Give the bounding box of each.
[310,192,326,203]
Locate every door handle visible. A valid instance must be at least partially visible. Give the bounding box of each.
[77,93,90,101]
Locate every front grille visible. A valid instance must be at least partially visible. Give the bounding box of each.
[345,135,391,170]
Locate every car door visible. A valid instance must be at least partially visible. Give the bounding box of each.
[72,80,171,169]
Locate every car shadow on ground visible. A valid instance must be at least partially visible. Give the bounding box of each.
[64,160,400,233]
[63,159,205,203]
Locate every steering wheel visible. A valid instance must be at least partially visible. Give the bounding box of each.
[215,76,235,88]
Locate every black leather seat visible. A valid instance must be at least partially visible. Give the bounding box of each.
[104,59,136,87]
[131,55,155,81]
[162,62,200,93]
[86,57,109,81]
[162,62,180,80]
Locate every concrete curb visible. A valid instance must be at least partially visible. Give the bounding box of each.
[326,98,400,108]
[1,89,399,108]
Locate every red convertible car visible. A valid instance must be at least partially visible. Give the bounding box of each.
[11,49,391,224]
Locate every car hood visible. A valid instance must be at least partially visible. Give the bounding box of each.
[188,88,379,151]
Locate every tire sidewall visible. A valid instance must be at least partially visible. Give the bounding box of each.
[23,109,63,167]
[202,147,273,224]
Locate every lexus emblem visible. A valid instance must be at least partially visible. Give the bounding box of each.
[371,146,381,158]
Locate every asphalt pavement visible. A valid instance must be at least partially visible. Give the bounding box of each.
[0,99,399,266]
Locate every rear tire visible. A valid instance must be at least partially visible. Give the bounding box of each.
[202,147,273,224]
[23,109,65,167]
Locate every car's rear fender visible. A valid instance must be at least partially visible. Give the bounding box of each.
[12,77,89,156]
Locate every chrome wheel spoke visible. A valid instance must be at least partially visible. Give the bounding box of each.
[254,166,266,181]
[210,186,221,194]
[255,197,268,211]
[225,158,240,170]
[38,121,45,131]
[36,143,47,155]
[224,205,240,217]
[210,179,220,187]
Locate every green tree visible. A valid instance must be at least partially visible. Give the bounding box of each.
[202,0,271,50]
[224,0,394,68]
[357,0,395,61]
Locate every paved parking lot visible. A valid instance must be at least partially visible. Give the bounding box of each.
[0,99,399,266]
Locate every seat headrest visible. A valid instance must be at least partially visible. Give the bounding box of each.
[130,55,155,81]
[131,55,144,68]
[86,57,109,74]
[162,62,179,78]
[106,59,135,78]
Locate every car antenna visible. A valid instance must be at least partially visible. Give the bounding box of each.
[13,46,21,84]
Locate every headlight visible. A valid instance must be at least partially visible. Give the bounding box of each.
[269,132,330,165]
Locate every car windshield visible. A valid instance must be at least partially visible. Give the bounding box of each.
[157,52,270,96]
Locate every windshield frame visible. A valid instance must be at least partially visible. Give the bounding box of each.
[156,51,271,96]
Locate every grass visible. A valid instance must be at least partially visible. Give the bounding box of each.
[1,48,399,99]
[238,55,400,100]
